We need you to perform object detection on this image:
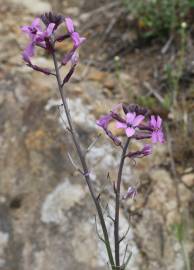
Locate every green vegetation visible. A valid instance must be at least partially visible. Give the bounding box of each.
[124,0,194,39]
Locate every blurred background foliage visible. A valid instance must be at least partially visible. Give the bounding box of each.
[111,0,194,170]
[123,0,194,39]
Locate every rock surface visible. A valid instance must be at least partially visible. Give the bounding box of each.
[0,1,193,270]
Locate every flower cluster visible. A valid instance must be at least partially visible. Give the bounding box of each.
[21,12,85,80]
[97,103,164,200]
[97,103,164,158]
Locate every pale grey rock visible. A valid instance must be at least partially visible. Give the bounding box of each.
[0,231,9,267]
[10,0,51,14]
[0,1,193,269]
[72,220,103,267]
[41,179,86,224]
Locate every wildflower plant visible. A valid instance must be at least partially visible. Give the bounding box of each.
[21,12,165,270]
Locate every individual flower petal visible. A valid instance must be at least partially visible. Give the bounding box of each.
[21,18,42,38]
[116,122,127,129]
[150,115,157,128]
[97,114,112,129]
[21,25,31,34]
[126,127,135,137]
[157,130,164,143]
[71,32,85,48]
[31,18,42,29]
[132,115,144,127]
[156,115,162,128]
[22,42,35,62]
[151,131,158,143]
[71,50,79,66]
[45,23,55,36]
[35,22,55,42]
[62,50,75,65]
[126,112,136,124]
[65,17,74,33]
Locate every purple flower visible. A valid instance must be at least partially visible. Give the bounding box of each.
[21,18,55,42]
[65,17,86,49]
[21,18,55,62]
[150,115,164,143]
[96,109,121,146]
[65,17,75,33]
[97,114,112,129]
[142,144,152,156]
[62,17,85,66]
[116,112,144,137]
[97,114,121,146]
[62,50,79,66]
[122,186,137,200]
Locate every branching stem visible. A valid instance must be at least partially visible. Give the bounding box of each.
[51,50,115,269]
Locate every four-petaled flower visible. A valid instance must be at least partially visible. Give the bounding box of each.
[21,18,55,62]
[116,112,144,137]
[97,113,121,146]
[150,115,164,143]
[65,17,86,49]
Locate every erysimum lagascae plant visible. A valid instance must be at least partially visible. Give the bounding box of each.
[21,12,165,270]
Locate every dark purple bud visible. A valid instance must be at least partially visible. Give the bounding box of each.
[62,66,75,86]
[141,144,152,156]
[122,103,150,116]
[106,130,121,146]
[41,12,64,30]
[97,114,121,146]
[138,124,153,131]
[27,62,53,75]
[132,133,151,140]
[55,33,70,42]
[127,144,152,158]
[110,112,125,123]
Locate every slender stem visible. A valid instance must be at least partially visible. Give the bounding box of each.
[51,50,115,268]
[114,138,130,268]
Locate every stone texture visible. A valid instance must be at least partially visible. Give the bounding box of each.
[0,1,193,270]
[10,0,51,14]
